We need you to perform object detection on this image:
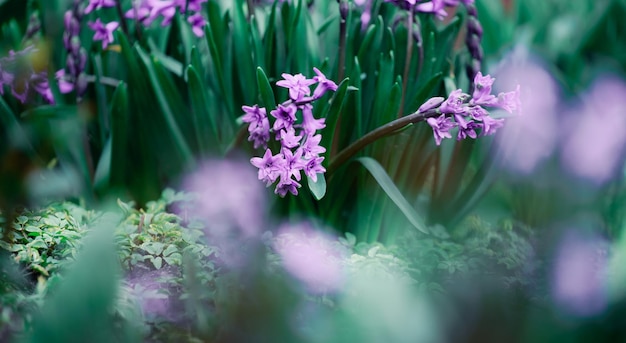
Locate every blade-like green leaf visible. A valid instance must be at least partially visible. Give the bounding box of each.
[93,137,111,193]
[109,82,128,188]
[135,46,194,165]
[256,67,276,112]
[321,78,350,157]
[356,157,429,235]
[187,65,220,154]
[307,173,326,200]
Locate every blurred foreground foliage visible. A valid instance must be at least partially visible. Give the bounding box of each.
[0,190,560,342]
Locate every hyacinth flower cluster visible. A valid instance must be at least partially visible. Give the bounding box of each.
[0,46,53,104]
[124,0,208,37]
[421,72,520,145]
[82,0,208,50]
[58,0,89,97]
[242,68,338,197]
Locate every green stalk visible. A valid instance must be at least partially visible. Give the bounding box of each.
[328,108,439,174]
[398,8,414,118]
[114,0,129,35]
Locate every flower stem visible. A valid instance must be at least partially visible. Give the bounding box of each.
[398,9,414,118]
[115,0,129,35]
[328,108,439,174]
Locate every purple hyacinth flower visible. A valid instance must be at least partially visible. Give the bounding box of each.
[455,114,479,140]
[468,105,488,121]
[480,115,504,136]
[278,127,303,149]
[88,19,119,49]
[471,72,497,106]
[30,73,54,104]
[251,148,284,186]
[85,0,116,14]
[275,177,301,197]
[301,104,326,135]
[304,156,326,182]
[440,89,469,114]
[124,2,151,22]
[312,67,338,99]
[187,12,206,37]
[271,103,297,131]
[242,104,267,132]
[495,85,522,114]
[56,70,75,94]
[281,148,306,182]
[276,73,316,101]
[427,114,456,145]
[300,134,326,159]
[248,117,270,149]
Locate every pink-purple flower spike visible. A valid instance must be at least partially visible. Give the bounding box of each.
[422,72,520,145]
[244,68,337,197]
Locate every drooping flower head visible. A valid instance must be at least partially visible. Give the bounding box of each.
[419,71,519,145]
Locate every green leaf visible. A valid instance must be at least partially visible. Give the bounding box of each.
[162,244,178,257]
[321,78,350,153]
[307,173,326,200]
[355,157,429,235]
[232,0,256,105]
[148,39,184,76]
[109,83,128,188]
[256,67,277,112]
[93,137,112,193]
[187,65,220,154]
[152,256,163,270]
[28,239,48,249]
[408,72,443,111]
[135,46,195,165]
[204,8,233,115]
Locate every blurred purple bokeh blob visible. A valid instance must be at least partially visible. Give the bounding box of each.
[561,76,626,184]
[182,158,266,238]
[274,223,349,292]
[493,48,560,174]
[552,230,609,317]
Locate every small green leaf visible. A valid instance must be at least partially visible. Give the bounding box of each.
[355,157,429,235]
[25,226,41,233]
[28,239,48,249]
[162,244,178,257]
[256,67,277,112]
[152,256,163,270]
[307,173,327,200]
